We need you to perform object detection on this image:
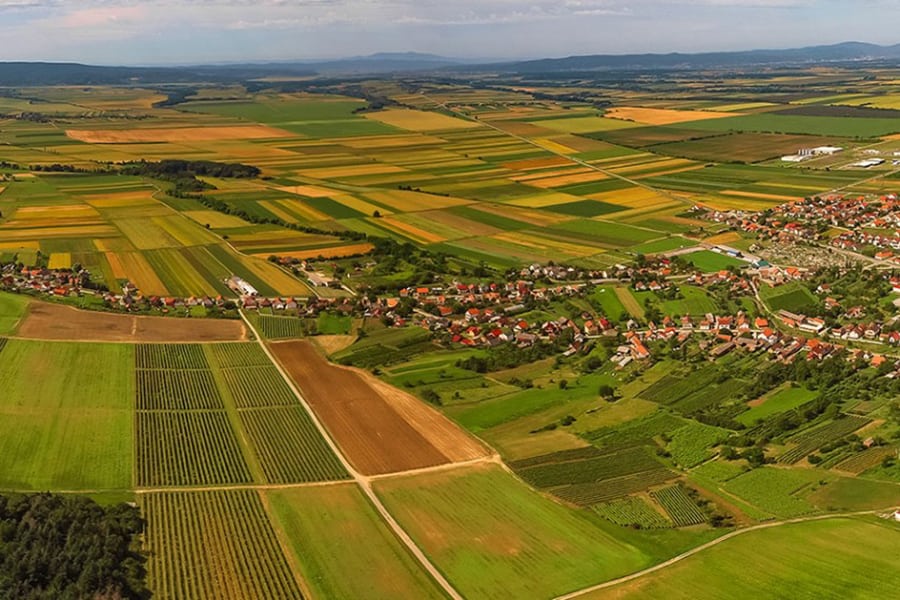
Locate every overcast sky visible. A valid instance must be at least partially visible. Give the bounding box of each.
[0,0,896,64]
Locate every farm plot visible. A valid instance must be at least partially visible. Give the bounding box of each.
[17,301,247,342]
[737,385,818,426]
[0,339,133,490]
[509,445,678,506]
[136,370,223,410]
[238,407,348,483]
[834,445,899,474]
[778,415,871,464]
[266,484,447,600]
[682,250,745,272]
[651,485,707,526]
[135,411,252,487]
[761,283,818,314]
[666,422,729,468]
[374,463,650,600]
[221,365,299,408]
[593,518,900,600]
[270,340,486,475]
[723,467,822,518]
[141,490,303,600]
[594,496,673,528]
[255,315,310,339]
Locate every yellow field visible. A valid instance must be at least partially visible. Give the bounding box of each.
[712,102,777,112]
[340,134,446,149]
[534,116,641,134]
[376,217,446,244]
[301,164,408,179]
[276,185,335,198]
[0,225,118,240]
[364,108,480,132]
[332,194,391,217]
[107,251,169,296]
[15,204,100,220]
[46,253,72,269]
[84,191,158,208]
[0,240,40,250]
[527,170,609,189]
[253,242,375,261]
[66,125,294,143]
[182,211,249,229]
[507,192,583,208]
[534,137,577,154]
[493,231,601,257]
[363,190,470,212]
[257,201,300,224]
[605,106,738,125]
[704,231,743,245]
[502,156,572,171]
[273,199,331,222]
[591,187,672,208]
[472,203,572,227]
[237,256,311,296]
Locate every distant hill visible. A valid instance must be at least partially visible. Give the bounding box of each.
[0,43,899,86]
[474,42,900,73]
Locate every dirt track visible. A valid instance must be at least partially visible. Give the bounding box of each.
[269,340,488,475]
[16,302,248,342]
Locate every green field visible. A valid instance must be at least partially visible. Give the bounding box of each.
[0,292,28,334]
[0,339,133,490]
[593,518,900,599]
[737,385,818,426]
[682,250,745,272]
[678,113,900,138]
[266,484,446,600]
[374,464,650,599]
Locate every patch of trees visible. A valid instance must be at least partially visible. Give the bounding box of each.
[456,342,559,372]
[0,492,148,599]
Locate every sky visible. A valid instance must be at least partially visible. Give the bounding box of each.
[0,0,896,65]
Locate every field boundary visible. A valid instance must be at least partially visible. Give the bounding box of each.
[239,310,465,600]
[554,508,899,600]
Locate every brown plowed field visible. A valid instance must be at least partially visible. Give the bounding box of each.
[269,340,489,475]
[16,301,247,342]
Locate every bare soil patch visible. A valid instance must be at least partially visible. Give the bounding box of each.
[269,340,485,475]
[16,301,247,342]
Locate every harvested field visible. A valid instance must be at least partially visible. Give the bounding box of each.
[605,107,737,125]
[16,301,247,342]
[364,108,479,131]
[268,340,488,475]
[66,125,293,143]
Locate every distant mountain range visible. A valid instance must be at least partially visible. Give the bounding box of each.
[0,42,899,85]
[485,42,900,73]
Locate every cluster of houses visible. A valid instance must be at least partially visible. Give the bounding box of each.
[0,264,90,298]
[699,208,819,242]
[772,195,900,229]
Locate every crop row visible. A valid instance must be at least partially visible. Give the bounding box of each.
[0,338,7,354]
[651,485,707,526]
[509,446,606,470]
[136,343,209,370]
[593,496,672,529]
[222,366,299,408]
[136,411,252,487]
[142,490,302,600]
[640,366,722,405]
[210,343,272,368]
[239,407,349,483]
[671,378,744,416]
[778,415,871,464]
[257,315,308,339]
[136,369,223,410]
[552,468,677,506]
[585,412,685,450]
[517,446,664,488]
[834,445,898,474]
[667,422,728,468]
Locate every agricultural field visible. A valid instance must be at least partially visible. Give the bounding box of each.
[4,70,900,600]
[374,463,651,599]
[592,518,900,599]
[266,484,447,600]
[0,339,133,490]
[141,490,303,600]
